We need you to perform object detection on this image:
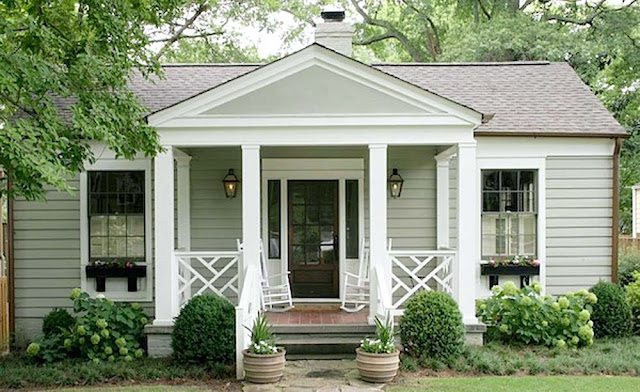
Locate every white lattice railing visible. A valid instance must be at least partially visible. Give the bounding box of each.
[235,265,261,380]
[175,250,241,307]
[388,249,456,314]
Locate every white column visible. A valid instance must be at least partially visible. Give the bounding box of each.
[241,145,261,280]
[175,151,192,302]
[456,142,479,324]
[369,144,390,320]
[153,148,178,326]
[175,151,192,251]
[435,146,456,249]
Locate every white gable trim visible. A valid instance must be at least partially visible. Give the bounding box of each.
[148,45,482,128]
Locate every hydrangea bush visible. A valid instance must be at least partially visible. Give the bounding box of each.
[360,315,396,354]
[477,281,596,348]
[27,289,148,363]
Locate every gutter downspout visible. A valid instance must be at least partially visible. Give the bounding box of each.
[612,138,622,283]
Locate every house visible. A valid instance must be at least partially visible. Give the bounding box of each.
[7,10,626,377]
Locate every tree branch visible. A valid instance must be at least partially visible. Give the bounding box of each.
[350,0,427,61]
[353,31,396,45]
[153,1,210,60]
[149,31,223,43]
[545,0,637,26]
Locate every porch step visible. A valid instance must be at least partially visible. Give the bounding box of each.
[272,323,376,359]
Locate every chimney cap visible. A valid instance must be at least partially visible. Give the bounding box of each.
[321,6,345,22]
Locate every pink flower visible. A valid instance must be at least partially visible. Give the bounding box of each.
[532,260,540,267]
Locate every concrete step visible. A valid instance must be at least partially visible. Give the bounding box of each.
[272,323,376,359]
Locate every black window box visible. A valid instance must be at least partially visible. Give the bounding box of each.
[86,266,147,292]
[480,264,540,276]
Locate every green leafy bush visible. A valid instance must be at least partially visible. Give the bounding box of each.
[42,308,75,337]
[477,281,596,348]
[27,289,149,363]
[400,291,465,361]
[590,281,633,338]
[171,294,235,364]
[619,247,640,286]
[626,272,640,334]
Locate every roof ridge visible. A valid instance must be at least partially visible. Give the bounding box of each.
[160,63,264,67]
[371,61,551,66]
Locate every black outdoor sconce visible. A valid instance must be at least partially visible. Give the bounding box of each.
[223,169,240,198]
[388,168,404,199]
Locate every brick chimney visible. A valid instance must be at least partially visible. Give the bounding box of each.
[314,7,354,57]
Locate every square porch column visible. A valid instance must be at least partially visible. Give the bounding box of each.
[369,144,391,320]
[456,142,479,324]
[153,148,178,326]
[435,146,456,249]
[241,145,261,282]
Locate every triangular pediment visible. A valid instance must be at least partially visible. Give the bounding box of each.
[202,65,426,116]
[148,44,482,127]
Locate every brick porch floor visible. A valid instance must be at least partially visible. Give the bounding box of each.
[266,307,368,325]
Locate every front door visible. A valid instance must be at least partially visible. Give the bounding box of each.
[288,180,339,298]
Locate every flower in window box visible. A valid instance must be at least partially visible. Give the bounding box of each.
[488,258,496,265]
[532,259,540,267]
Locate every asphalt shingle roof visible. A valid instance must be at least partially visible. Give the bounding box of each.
[108,58,628,137]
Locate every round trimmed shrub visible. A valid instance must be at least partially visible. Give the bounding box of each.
[42,308,75,337]
[400,291,465,361]
[171,294,235,363]
[590,281,632,338]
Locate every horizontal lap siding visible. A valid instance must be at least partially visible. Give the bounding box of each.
[545,156,613,295]
[13,179,83,340]
[388,146,437,305]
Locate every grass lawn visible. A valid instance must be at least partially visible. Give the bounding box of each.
[388,376,640,392]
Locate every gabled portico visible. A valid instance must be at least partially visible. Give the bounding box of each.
[145,43,483,376]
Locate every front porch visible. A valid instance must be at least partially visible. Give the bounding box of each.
[147,143,483,370]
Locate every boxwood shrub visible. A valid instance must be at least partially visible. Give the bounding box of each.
[590,281,633,338]
[625,272,640,334]
[400,291,465,361]
[477,281,596,348]
[171,294,235,364]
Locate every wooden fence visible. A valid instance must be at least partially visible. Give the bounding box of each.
[620,236,640,253]
[0,276,8,353]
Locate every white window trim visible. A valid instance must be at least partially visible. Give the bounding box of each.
[79,159,153,301]
[477,157,546,293]
[261,158,365,301]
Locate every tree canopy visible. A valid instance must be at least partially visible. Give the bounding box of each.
[1,0,639,232]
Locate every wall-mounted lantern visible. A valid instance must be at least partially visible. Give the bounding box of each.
[223,169,240,198]
[388,168,404,199]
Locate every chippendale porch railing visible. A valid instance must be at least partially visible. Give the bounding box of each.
[388,249,456,315]
[174,250,241,307]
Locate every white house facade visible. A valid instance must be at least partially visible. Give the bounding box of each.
[8,12,626,379]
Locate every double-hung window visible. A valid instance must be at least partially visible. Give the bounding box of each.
[88,171,146,261]
[481,170,537,258]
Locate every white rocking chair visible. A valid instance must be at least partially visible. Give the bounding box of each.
[237,239,294,312]
[340,238,370,312]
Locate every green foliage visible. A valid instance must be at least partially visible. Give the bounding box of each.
[360,315,396,354]
[27,289,148,363]
[0,0,190,200]
[400,291,465,361]
[625,272,640,334]
[247,313,278,355]
[171,294,235,364]
[477,282,596,348]
[0,353,233,389]
[401,337,640,376]
[590,281,633,338]
[42,308,75,337]
[619,247,640,286]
